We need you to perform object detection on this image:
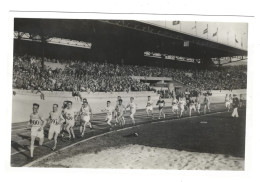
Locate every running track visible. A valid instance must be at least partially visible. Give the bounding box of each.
[11,103,227,167]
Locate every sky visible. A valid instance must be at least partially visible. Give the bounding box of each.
[142,21,248,50]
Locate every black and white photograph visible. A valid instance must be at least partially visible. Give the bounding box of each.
[10,18,248,170]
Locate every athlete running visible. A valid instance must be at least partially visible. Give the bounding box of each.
[126,97,137,125]
[146,96,154,119]
[48,104,65,150]
[156,96,165,119]
[27,103,47,158]
[101,101,114,129]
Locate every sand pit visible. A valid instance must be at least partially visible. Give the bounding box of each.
[43,144,244,170]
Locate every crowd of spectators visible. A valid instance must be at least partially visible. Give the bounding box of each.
[13,55,151,92]
[13,55,247,93]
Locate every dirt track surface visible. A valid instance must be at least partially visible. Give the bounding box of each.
[11,102,246,168]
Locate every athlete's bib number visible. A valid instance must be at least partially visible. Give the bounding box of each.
[81,112,89,116]
[51,119,59,125]
[31,120,40,125]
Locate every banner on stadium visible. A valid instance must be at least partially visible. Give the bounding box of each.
[144,51,200,63]
[14,31,92,49]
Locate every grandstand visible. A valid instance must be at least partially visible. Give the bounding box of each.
[13,19,247,95]
[13,54,247,95]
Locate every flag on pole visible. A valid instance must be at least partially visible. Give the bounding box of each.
[203,24,208,34]
[241,42,243,47]
[192,21,196,29]
[235,34,238,43]
[172,21,180,25]
[213,28,218,37]
[235,37,239,43]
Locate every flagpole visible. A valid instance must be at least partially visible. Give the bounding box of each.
[235,34,236,47]
[192,21,197,36]
[217,28,218,42]
[241,35,243,48]
[207,24,208,39]
[180,22,182,32]
[195,21,197,36]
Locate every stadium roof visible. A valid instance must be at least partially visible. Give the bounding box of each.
[14,18,247,61]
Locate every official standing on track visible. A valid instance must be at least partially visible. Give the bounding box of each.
[231,94,240,118]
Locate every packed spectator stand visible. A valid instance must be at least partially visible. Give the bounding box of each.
[13,55,247,96]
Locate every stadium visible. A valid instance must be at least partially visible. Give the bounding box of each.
[11,19,247,169]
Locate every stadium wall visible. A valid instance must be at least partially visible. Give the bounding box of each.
[210,89,247,98]
[12,90,159,123]
[12,89,246,123]
[13,89,157,98]
[193,89,247,104]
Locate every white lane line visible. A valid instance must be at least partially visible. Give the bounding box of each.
[11,140,54,156]
[12,128,30,132]
[12,131,31,136]
[151,111,227,124]
[12,126,27,130]
[11,138,29,144]
[23,110,228,167]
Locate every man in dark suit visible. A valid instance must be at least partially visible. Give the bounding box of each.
[232,94,239,118]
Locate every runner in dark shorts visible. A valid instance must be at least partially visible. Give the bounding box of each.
[156,96,165,119]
